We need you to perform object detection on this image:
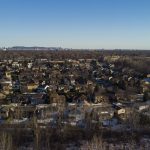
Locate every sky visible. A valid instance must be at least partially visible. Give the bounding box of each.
[0,0,150,49]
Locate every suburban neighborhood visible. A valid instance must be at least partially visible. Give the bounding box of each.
[0,49,149,149]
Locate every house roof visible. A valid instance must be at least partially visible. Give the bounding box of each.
[143,78,150,83]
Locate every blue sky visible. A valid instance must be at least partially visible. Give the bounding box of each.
[0,0,150,49]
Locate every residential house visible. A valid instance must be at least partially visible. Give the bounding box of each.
[27,83,39,92]
[49,92,66,106]
[92,105,115,122]
[5,71,12,79]
[12,105,35,119]
[0,106,10,119]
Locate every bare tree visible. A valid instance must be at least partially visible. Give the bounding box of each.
[83,135,106,150]
[0,132,12,150]
[127,109,140,130]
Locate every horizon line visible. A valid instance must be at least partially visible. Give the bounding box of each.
[0,46,150,51]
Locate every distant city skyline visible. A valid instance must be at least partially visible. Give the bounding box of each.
[0,0,150,49]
